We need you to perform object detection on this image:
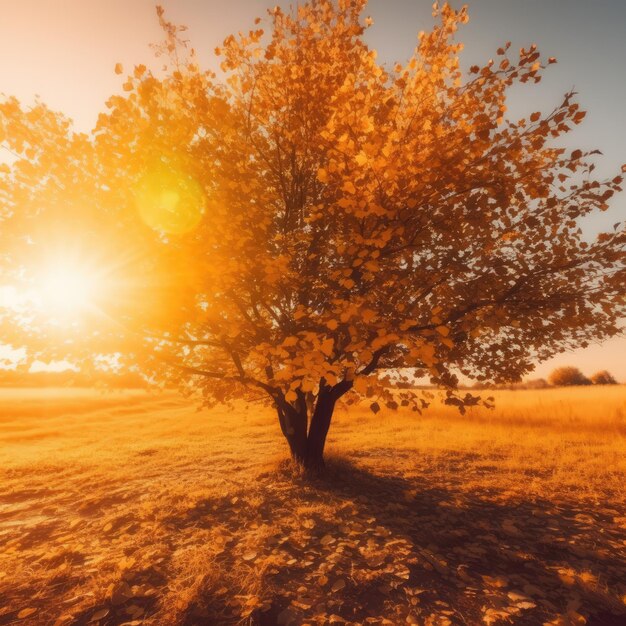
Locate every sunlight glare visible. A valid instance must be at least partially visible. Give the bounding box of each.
[37,262,98,319]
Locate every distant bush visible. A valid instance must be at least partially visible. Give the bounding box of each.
[523,378,551,390]
[590,370,618,385]
[548,366,591,387]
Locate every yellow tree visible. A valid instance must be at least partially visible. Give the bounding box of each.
[1,1,624,470]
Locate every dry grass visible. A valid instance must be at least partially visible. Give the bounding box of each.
[0,386,625,626]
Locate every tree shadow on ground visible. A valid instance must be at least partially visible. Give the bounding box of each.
[301,455,626,625]
[169,454,626,626]
[2,452,625,626]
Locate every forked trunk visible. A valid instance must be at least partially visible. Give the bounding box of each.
[276,389,336,472]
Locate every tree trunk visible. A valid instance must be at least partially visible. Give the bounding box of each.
[277,402,308,465]
[274,355,380,471]
[304,391,335,471]
[276,389,336,472]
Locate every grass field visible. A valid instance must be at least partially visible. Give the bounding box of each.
[0,386,625,626]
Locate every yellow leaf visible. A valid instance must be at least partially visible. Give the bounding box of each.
[326,319,338,330]
[360,350,373,363]
[133,64,146,78]
[114,62,123,75]
[89,608,109,622]
[320,338,334,357]
[317,169,328,183]
[355,152,368,166]
[342,181,356,194]
[353,377,368,394]
[415,343,436,367]
[300,379,315,392]
[362,309,376,323]
[436,325,450,337]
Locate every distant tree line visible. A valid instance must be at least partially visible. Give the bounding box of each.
[0,369,149,389]
[548,366,618,387]
[472,367,619,389]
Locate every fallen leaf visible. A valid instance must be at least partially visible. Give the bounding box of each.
[367,554,385,568]
[507,591,528,602]
[292,598,313,610]
[18,608,37,619]
[481,574,508,588]
[89,608,109,622]
[517,601,537,610]
[126,605,143,618]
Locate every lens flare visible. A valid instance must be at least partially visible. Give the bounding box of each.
[133,162,205,235]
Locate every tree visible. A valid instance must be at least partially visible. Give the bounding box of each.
[1,1,624,470]
[548,367,591,387]
[590,370,618,385]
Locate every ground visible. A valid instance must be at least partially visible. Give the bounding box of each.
[0,386,625,626]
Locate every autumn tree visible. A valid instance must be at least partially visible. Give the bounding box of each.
[1,1,624,470]
[548,367,591,387]
[590,370,618,385]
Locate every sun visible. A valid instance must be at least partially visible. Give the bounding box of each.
[36,262,99,320]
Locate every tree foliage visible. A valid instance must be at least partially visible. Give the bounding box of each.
[548,367,591,387]
[1,1,624,467]
[590,370,618,385]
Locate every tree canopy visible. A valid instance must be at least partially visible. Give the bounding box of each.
[589,370,618,385]
[548,367,591,387]
[1,1,624,467]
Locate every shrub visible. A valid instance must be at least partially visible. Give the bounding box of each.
[548,367,591,387]
[590,370,618,385]
[524,378,550,390]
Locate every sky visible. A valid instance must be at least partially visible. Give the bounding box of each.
[0,0,624,381]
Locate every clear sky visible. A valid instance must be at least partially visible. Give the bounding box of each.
[0,0,624,381]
